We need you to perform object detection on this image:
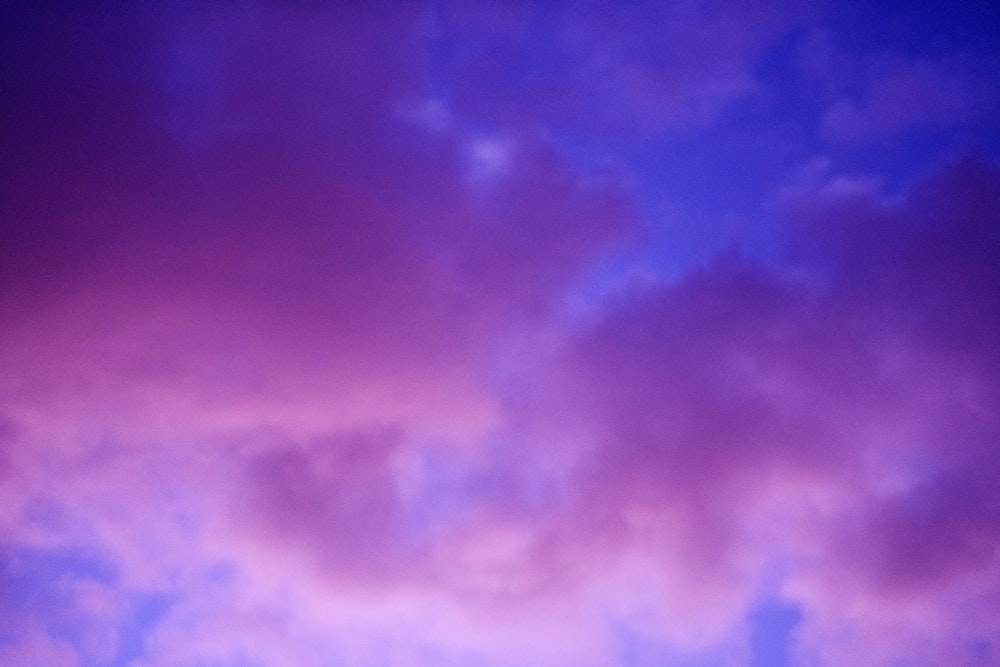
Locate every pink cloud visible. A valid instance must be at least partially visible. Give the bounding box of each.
[1,3,998,665]
[4,158,997,664]
[0,632,79,667]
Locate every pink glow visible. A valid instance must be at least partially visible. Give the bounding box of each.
[2,3,998,666]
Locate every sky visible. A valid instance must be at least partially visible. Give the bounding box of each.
[1,2,999,666]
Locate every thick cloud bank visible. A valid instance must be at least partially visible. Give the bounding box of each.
[1,2,998,666]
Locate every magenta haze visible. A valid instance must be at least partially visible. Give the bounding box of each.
[1,2,999,666]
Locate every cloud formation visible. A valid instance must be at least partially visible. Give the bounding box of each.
[1,2,998,666]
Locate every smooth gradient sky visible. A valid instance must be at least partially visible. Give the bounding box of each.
[2,2,999,666]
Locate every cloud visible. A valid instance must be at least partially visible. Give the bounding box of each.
[531,155,1000,660]
[0,2,636,451]
[822,56,1000,144]
[0,632,79,667]
[0,4,636,664]
[1,3,998,665]
[421,0,811,134]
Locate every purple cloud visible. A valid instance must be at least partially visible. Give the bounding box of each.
[1,2,998,665]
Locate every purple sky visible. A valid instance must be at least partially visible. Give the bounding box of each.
[2,2,999,666]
